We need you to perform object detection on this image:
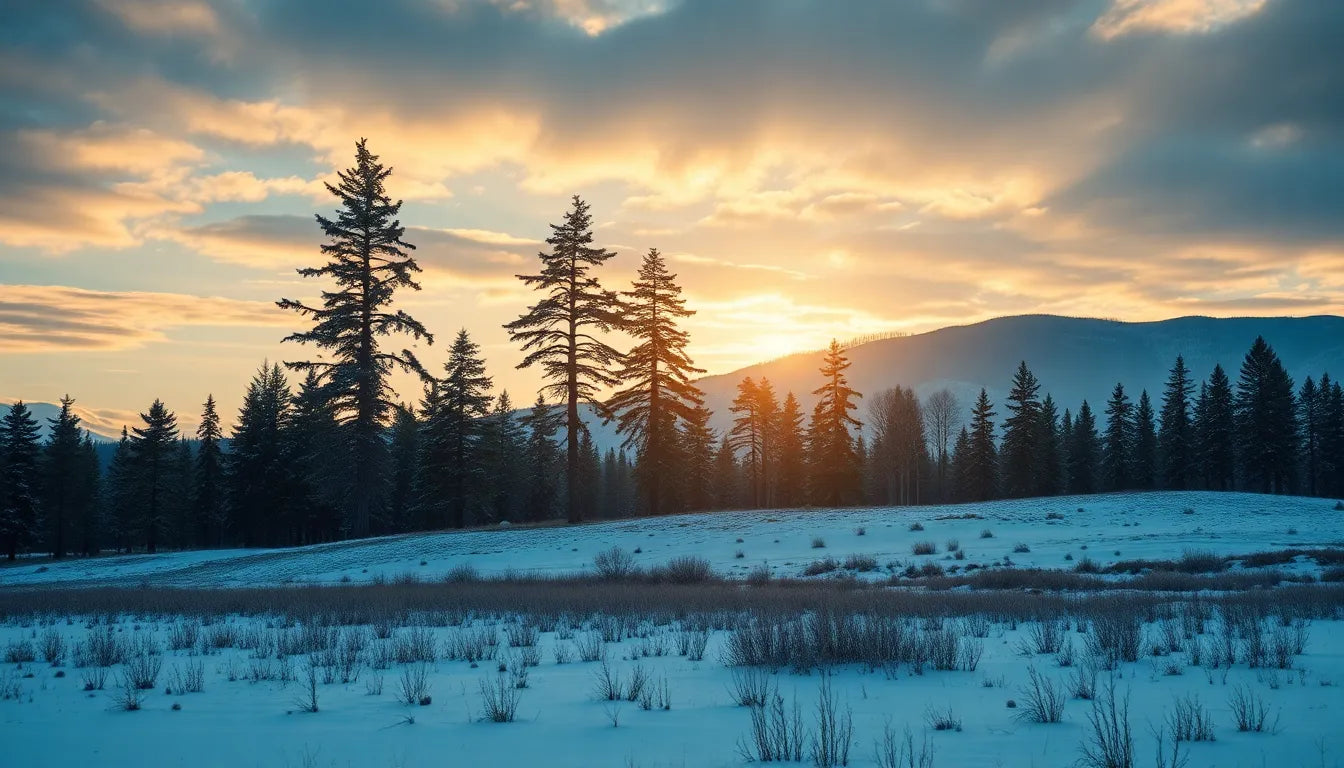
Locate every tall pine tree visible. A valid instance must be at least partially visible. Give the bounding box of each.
[1132,390,1157,489]
[129,399,179,554]
[964,389,998,501]
[1158,356,1194,489]
[41,396,86,558]
[506,196,623,524]
[1234,336,1297,493]
[279,139,432,539]
[1,402,41,560]
[1197,365,1237,490]
[193,395,225,547]
[607,249,704,516]
[1068,401,1100,494]
[1102,383,1133,491]
[1000,361,1043,498]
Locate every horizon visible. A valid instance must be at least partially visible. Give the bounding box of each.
[4,0,1343,433]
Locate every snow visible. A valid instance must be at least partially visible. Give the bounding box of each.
[1,610,1342,767]
[3,491,1341,589]
[2,490,1343,766]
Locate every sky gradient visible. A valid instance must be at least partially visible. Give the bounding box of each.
[1,0,1341,435]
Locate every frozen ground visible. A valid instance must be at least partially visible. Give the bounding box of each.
[2,491,1341,589]
[0,607,1341,768]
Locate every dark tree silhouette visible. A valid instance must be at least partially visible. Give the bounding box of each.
[480,391,525,523]
[506,196,622,524]
[774,393,807,507]
[1,401,41,560]
[1132,390,1157,489]
[607,248,704,516]
[1235,336,1297,493]
[806,340,863,506]
[963,389,998,501]
[419,329,493,528]
[681,404,717,512]
[520,395,563,521]
[1068,400,1100,494]
[279,139,432,538]
[129,399,179,554]
[1196,365,1236,490]
[1001,361,1042,498]
[193,395,225,547]
[1102,383,1133,491]
[41,396,86,558]
[229,364,290,546]
[1158,355,1195,489]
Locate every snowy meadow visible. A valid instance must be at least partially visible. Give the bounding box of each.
[2,492,1343,768]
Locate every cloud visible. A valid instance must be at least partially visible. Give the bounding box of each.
[0,284,291,352]
[1092,0,1268,39]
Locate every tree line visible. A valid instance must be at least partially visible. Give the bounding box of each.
[0,139,1337,559]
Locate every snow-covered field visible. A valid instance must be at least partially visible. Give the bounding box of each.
[2,490,1343,768]
[2,492,1341,589]
[0,605,1341,767]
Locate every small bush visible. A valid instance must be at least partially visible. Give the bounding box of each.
[912,541,937,556]
[980,529,994,539]
[925,705,962,732]
[729,667,771,707]
[479,673,520,722]
[909,522,924,532]
[4,639,36,664]
[656,555,714,584]
[874,723,934,768]
[593,547,639,580]
[1176,550,1225,574]
[39,630,65,666]
[812,537,827,549]
[1168,693,1215,742]
[945,539,960,552]
[1013,543,1031,554]
[803,557,840,577]
[1016,666,1065,724]
[1078,679,1133,768]
[1074,556,1100,574]
[112,675,143,712]
[843,554,878,572]
[1228,684,1276,733]
[746,564,772,585]
[855,527,866,537]
[397,662,431,706]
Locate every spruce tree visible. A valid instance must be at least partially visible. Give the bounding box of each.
[419,330,493,528]
[805,341,863,507]
[1068,401,1100,494]
[728,377,768,507]
[1132,390,1157,489]
[1000,361,1042,498]
[1197,365,1237,490]
[1321,376,1344,498]
[193,395,225,547]
[229,364,291,546]
[170,438,194,549]
[480,392,525,523]
[505,196,623,524]
[964,389,997,501]
[105,427,134,553]
[1234,336,1297,493]
[755,379,781,507]
[76,434,100,556]
[711,436,741,509]
[129,399,179,554]
[607,249,704,516]
[287,371,343,543]
[1,402,41,560]
[279,139,432,539]
[1036,394,1062,496]
[1102,383,1133,491]
[1298,376,1322,496]
[578,430,603,516]
[520,395,563,521]
[386,404,419,532]
[950,426,973,502]
[774,393,806,507]
[869,387,926,505]
[41,396,85,558]
[680,404,717,512]
[1158,356,1194,489]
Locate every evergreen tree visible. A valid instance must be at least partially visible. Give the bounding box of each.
[1059,407,1074,489]
[1132,390,1157,489]
[169,439,194,549]
[1068,401,1100,494]
[1102,383,1133,491]
[711,436,741,510]
[480,392,525,523]
[1320,376,1344,498]
[680,404,717,512]
[1196,366,1236,490]
[1,402,41,560]
[193,395,225,547]
[1234,336,1297,493]
[76,434,100,556]
[505,196,622,524]
[279,139,432,539]
[104,427,135,553]
[386,404,419,532]
[1298,376,1322,496]
[805,341,863,507]
[949,426,972,501]
[964,389,997,501]
[1158,356,1195,489]
[229,364,291,546]
[774,393,807,507]
[419,329,493,528]
[41,396,86,558]
[728,377,769,507]
[520,395,562,521]
[286,371,343,544]
[1000,361,1042,498]
[129,399,179,553]
[607,249,704,515]
[578,430,602,516]
[756,379,781,507]
[869,386,926,505]
[1036,394,1062,496]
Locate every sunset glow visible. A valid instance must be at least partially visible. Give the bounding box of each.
[2,0,1339,431]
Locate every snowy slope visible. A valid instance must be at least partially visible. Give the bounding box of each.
[4,491,1340,589]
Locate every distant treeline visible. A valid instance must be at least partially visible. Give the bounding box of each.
[0,139,1335,560]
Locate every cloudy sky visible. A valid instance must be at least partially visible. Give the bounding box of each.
[1,0,1341,434]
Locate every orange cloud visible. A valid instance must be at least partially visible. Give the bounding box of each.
[1091,0,1269,39]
